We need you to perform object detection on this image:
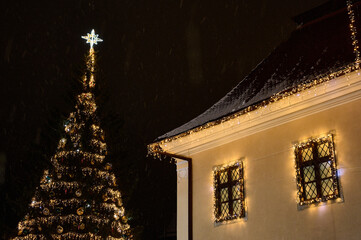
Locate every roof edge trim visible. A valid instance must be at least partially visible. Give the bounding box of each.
[148,63,359,154]
[150,68,361,156]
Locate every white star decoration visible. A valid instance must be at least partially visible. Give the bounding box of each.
[82,29,103,49]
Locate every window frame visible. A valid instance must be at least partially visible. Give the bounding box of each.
[213,161,245,223]
[294,134,341,206]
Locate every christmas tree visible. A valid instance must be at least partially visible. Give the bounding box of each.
[12,30,132,240]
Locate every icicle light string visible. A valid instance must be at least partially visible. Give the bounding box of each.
[149,2,361,155]
[149,64,357,156]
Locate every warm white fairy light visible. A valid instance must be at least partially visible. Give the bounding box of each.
[213,161,245,223]
[347,0,360,69]
[293,134,340,207]
[149,1,361,156]
[148,64,358,158]
[12,31,132,239]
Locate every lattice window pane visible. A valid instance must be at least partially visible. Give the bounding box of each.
[232,185,241,199]
[233,200,241,214]
[221,188,229,202]
[303,166,315,182]
[221,203,229,217]
[220,171,228,184]
[231,168,240,181]
[305,182,317,200]
[319,161,332,178]
[302,147,313,161]
[318,142,330,158]
[295,135,340,205]
[214,162,245,222]
[321,179,334,196]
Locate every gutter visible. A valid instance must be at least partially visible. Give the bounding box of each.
[153,150,193,240]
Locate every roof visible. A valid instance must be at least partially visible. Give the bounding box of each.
[156,1,361,142]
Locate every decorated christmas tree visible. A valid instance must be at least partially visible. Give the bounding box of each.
[12,30,132,240]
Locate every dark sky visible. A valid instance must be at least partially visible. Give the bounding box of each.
[1,0,329,238]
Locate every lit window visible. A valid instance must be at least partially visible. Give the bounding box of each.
[214,162,245,222]
[294,134,340,206]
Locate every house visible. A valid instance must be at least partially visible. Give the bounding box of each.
[148,1,361,239]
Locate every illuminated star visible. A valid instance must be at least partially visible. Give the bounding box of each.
[82,29,103,49]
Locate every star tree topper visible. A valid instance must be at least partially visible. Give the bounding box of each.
[82,29,103,49]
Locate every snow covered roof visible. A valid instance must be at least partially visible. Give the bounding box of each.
[156,2,360,142]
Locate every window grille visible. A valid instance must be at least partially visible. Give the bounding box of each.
[294,134,340,206]
[214,162,245,222]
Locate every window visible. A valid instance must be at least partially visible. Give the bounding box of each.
[294,134,340,206]
[214,162,245,222]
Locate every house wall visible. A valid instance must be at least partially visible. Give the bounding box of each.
[186,97,361,240]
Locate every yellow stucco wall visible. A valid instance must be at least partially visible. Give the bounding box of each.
[188,97,361,240]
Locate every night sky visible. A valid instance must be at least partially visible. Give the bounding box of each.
[1,0,328,239]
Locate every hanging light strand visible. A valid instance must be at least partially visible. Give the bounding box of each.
[347,0,361,69]
[149,4,361,155]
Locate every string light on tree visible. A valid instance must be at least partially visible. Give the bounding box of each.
[12,30,133,239]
